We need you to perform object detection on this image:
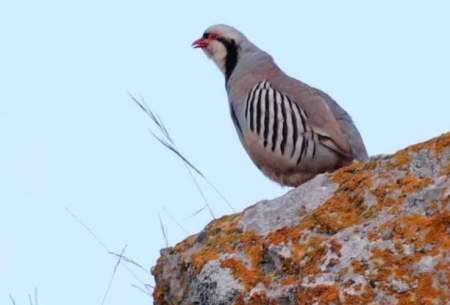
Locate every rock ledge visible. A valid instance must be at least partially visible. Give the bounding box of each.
[153,133,450,305]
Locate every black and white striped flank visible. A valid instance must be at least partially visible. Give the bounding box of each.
[244,80,319,165]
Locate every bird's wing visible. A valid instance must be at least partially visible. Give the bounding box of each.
[313,89,369,160]
[234,79,352,166]
[245,75,352,159]
[262,76,353,159]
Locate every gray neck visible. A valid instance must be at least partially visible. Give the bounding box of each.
[226,47,276,88]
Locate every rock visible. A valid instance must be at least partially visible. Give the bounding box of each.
[152,133,450,305]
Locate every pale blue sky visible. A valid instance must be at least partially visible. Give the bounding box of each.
[1,1,449,304]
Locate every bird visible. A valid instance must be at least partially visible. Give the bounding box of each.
[192,24,368,187]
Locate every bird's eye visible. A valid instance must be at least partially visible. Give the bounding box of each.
[202,32,209,39]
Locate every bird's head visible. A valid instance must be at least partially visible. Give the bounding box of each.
[192,24,254,81]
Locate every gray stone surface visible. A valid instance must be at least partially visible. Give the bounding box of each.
[152,133,450,305]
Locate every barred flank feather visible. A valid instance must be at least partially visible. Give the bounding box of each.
[244,80,315,165]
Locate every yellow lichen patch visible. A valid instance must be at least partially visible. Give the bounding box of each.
[221,258,269,291]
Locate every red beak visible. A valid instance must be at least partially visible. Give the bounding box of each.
[192,38,209,49]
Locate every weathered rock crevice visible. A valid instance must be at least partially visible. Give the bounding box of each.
[153,133,450,305]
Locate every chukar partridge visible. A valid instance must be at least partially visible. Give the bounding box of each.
[193,24,368,186]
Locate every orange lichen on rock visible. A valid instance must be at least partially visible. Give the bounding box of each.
[310,164,373,233]
[241,232,264,269]
[295,284,340,305]
[174,234,197,253]
[265,225,305,246]
[221,258,268,291]
[408,131,450,154]
[233,292,277,305]
[201,213,243,250]
[152,132,450,305]
[423,211,450,250]
[416,274,447,304]
[190,248,220,272]
[398,176,433,196]
[390,149,412,168]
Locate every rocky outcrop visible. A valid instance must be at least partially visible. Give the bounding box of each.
[152,133,450,305]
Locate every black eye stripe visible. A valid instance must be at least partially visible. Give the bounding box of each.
[216,38,239,82]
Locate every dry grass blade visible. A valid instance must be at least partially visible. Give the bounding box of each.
[130,93,234,215]
[149,131,204,178]
[185,205,208,219]
[108,252,149,274]
[183,164,215,219]
[65,208,147,287]
[65,207,109,252]
[201,176,235,212]
[150,130,216,219]
[163,207,189,234]
[28,294,32,305]
[129,93,173,143]
[158,214,169,247]
[130,283,152,297]
[9,295,16,305]
[101,244,127,305]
